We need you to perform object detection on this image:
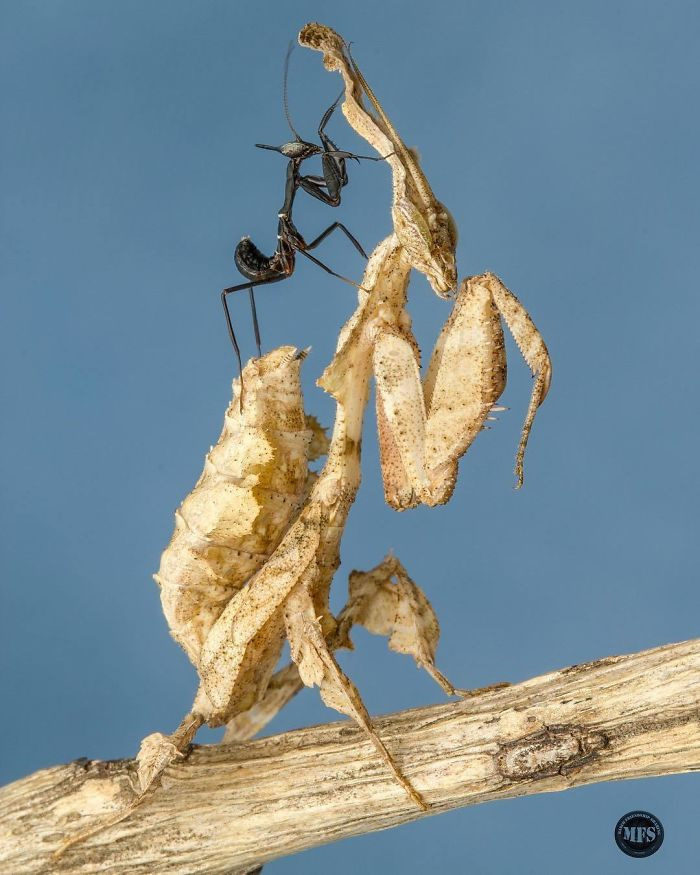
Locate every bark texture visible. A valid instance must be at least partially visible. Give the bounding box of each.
[1,638,698,874]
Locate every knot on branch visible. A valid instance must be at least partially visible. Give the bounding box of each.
[496,723,609,780]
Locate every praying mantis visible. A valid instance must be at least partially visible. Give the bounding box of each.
[56,23,553,857]
[147,22,552,808]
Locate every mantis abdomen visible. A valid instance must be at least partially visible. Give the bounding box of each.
[154,346,324,668]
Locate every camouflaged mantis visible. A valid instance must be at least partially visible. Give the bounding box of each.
[138,22,551,808]
[60,26,553,849]
[139,237,451,809]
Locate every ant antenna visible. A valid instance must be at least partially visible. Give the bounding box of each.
[283,41,303,142]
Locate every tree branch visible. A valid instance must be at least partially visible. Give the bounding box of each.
[2,638,698,874]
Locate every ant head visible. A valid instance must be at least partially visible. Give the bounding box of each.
[254,139,321,160]
[279,140,322,160]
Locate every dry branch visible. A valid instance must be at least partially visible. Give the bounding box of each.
[2,638,699,874]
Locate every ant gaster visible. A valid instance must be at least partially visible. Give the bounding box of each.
[221,43,384,379]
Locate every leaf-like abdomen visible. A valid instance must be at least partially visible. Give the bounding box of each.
[155,347,316,667]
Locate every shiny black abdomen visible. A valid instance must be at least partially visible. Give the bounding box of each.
[234,236,293,283]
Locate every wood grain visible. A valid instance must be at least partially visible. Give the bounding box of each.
[2,637,698,873]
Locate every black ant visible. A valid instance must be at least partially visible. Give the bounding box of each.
[221,43,384,377]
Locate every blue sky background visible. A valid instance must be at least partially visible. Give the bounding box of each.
[1,1,699,871]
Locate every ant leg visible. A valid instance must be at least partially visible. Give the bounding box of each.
[298,175,341,208]
[298,154,383,207]
[221,284,246,381]
[317,98,381,163]
[296,248,364,292]
[222,275,284,373]
[306,222,368,259]
[318,90,343,137]
[249,287,262,358]
[323,149,383,162]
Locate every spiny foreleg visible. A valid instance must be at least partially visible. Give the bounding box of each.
[373,272,551,509]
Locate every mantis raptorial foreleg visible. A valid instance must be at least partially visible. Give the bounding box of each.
[374,272,552,509]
